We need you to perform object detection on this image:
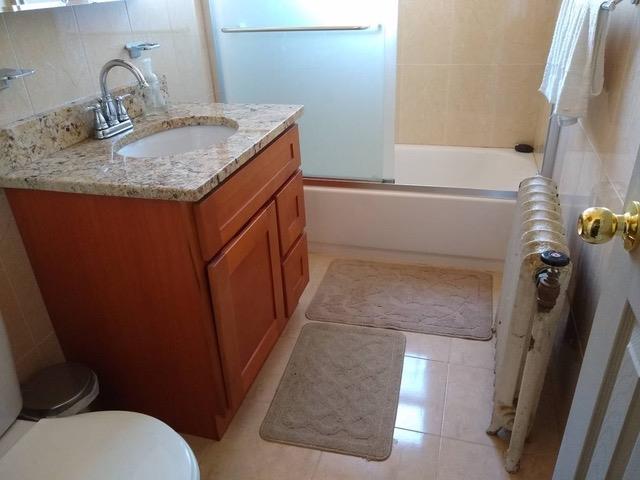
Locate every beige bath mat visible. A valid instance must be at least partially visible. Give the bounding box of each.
[306,259,493,340]
[260,323,405,460]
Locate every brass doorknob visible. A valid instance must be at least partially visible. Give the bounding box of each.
[577,201,639,251]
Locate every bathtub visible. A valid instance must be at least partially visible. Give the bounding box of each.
[395,144,539,191]
[304,145,539,265]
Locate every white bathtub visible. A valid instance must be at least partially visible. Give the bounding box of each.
[305,185,515,264]
[394,144,539,191]
[304,144,539,264]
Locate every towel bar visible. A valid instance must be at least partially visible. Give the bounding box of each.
[221,25,374,33]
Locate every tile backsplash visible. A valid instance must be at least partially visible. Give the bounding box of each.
[395,0,560,148]
[0,0,214,380]
[0,0,214,127]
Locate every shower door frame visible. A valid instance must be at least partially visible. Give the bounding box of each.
[303,177,517,200]
[201,0,398,183]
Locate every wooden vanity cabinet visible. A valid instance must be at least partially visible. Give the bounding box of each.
[5,125,308,440]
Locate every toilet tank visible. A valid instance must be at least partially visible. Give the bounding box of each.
[0,311,22,436]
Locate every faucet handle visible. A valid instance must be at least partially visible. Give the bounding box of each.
[114,94,132,122]
[86,103,109,133]
[101,95,119,126]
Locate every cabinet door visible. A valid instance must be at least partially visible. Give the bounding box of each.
[207,202,285,409]
[282,232,309,317]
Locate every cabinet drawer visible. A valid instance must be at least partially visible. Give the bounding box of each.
[282,232,309,317]
[194,126,301,261]
[276,170,306,256]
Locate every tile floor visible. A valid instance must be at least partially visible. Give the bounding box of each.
[183,254,562,480]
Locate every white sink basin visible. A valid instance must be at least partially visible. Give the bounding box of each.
[117,124,238,158]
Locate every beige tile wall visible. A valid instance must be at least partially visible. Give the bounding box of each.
[396,0,560,148]
[0,189,64,381]
[545,2,640,421]
[0,0,214,381]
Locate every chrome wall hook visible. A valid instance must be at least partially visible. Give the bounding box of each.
[0,68,35,90]
[124,42,160,59]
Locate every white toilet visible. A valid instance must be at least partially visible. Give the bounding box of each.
[0,318,199,480]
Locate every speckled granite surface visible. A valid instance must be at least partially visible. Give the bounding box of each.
[0,102,303,202]
[0,79,168,169]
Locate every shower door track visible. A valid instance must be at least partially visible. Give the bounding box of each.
[303,177,517,200]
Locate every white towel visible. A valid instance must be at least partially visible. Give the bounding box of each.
[539,0,611,122]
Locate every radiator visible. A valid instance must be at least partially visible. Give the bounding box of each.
[488,175,572,473]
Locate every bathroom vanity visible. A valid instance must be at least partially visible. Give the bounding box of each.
[0,102,307,439]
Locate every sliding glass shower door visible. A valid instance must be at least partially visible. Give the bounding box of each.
[209,0,397,181]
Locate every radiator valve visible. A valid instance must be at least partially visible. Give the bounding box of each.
[535,250,570,311]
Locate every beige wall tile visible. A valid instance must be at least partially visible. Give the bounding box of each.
[37,332,64,366]
[0,259,33,361]
[0,14,34,125]
[125,0,171,33]
[167,32,214,103]
[447,65,496,115]
[492,118,536,148]
[13,333,65,382]
[450,0,506,65]
[14,347,43,382]
[497,0,559,65]
[167,0,204,34]
[443,65,496,146]
[74,1,130,33]
[494,65,544,120]
[396,64,448,144]
[74,2,136,89]
[397,0,453,65]
[0,217,54,344]
[0,192,63,380]
[492,64,545,147]
[4,7,94,112]
[444,111,494,147]
[395,0,560,147]
[0,0,213,127]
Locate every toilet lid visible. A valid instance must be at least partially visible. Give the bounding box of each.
[0,411,198,480]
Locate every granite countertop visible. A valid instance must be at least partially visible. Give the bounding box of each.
[0,103,303,202]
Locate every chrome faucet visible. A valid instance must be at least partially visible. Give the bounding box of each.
[88,59,150,139]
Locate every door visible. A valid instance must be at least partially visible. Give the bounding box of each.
[553,156,640,478]
[208,0,397,181]
[208,202,286,409]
